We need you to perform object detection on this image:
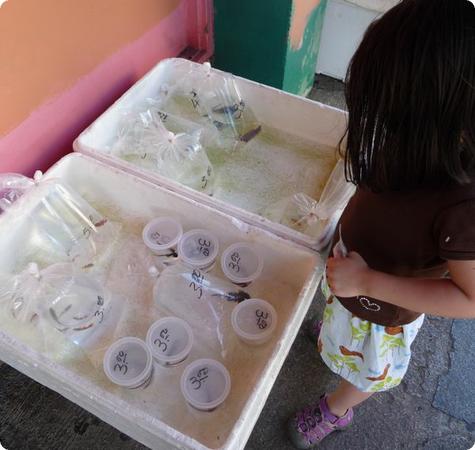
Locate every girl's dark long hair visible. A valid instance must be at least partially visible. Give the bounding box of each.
[343,0,475,192]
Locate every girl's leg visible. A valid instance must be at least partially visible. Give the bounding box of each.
[326,379,373,417]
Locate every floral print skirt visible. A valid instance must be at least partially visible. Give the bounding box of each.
[318,285,424,392]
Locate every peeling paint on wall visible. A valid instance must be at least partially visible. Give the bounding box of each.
[284,0,328,95]
[214,0,327,96]
[289,0,321,50]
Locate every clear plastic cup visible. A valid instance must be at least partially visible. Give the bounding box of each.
[180,358,231,411]
[221,242,264,286]
[178,229,219,272]
[146,317,194,367]
[103,337,153,389]
[231,299,277,346]
[142,217,183,256]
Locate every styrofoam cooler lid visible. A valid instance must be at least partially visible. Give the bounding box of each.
[103,337,153,388]
[146,317,193,366]
[181,358,231,411]
[221,242,264,284]
[178,229,219,268]
[231,299,277,344]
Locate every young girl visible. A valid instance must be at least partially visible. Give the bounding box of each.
[288,0,475,447]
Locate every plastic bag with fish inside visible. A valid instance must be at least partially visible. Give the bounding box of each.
[158,61,262,152]
[17,179,121,269]
[152,120,215,195]
[0,173,35,213]
[0,261,125,365]
[262,160,356,238]
[111,107,215,194]
[153,263,251,359]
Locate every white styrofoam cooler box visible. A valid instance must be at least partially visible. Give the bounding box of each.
[0,154,324,450]
[74,58,350,250]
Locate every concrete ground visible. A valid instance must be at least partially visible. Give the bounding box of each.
[1,76,474,450]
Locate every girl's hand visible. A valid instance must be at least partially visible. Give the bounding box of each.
[326,251,372,298]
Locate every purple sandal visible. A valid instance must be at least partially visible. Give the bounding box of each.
[288,394,353,449]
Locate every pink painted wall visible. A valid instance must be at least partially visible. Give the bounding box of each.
[0,0,213,175]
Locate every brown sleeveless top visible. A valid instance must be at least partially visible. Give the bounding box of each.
[333,181,475,326]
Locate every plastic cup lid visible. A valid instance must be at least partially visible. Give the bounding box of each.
[146,317,194,365]
[180,359,231,410]
[231,299,277,343]
[142,217,183,252]
[103,337,153,388]
[221,242,264,284]
[178,229,219,268]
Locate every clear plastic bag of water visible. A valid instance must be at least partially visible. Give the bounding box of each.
[23,179,121,268]
[0,262,125,364]
[111,107,215,194]
[262,159,356,234]
[35,263,112,337]
[0,173,35,213]
[154,127,215,194]
[153,264,250,358]
[157,61,262,151]
[0,263,42,325]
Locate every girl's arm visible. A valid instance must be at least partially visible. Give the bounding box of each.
[326,252,475,319]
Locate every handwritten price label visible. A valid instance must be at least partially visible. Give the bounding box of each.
[151,231,162,245]
[113,350,128,375]
[150,230,171,246]
[190,367,209,390]
[188,269,204,300]
[94,295,105,324]
[201,166,213,190]
[256,309,269,330]
[157,111,168,122]
[197,238,211,257]
[82,225,93,238]
[234,100,245,120]
[153,327,171,353]
[228,251,241,273]
[190,90,200,109]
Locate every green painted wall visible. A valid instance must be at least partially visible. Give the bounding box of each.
[213,0,327,96]
[283,0,328,96]
[213,0,292,89]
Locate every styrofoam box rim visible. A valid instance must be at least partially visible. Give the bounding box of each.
[0,153,324,450]
[73,57,349,251]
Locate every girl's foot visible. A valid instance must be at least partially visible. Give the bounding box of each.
[287,394,353,449]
